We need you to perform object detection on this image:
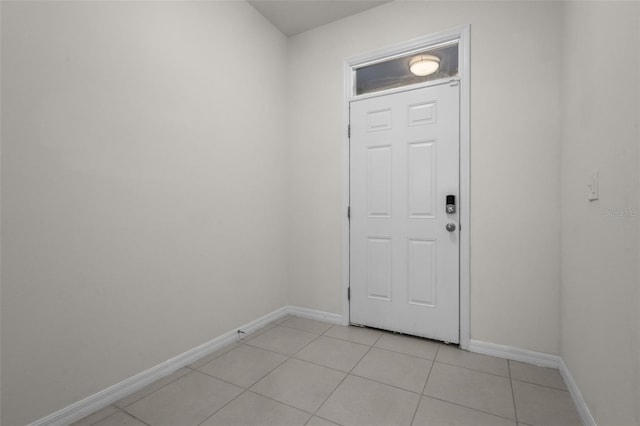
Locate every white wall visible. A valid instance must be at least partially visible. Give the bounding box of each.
[287,1,563,354]
[560,2,640,425]
[0,2,289,424]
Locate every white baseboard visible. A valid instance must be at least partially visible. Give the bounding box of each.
[470,339,595,426]
[284,305,347,325]
[31,306,296,426]
[559,358,596,426]
[469,339,560,368]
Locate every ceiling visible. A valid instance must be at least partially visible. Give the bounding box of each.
[247,0,392,37]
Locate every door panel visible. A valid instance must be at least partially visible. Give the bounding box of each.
[350,83,460,343]
[407,141,436,218]
[366,146,392,217]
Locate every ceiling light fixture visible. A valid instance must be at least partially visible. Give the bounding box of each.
[409,54,440,76]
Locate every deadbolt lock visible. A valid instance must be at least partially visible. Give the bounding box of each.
[446,195,456,214]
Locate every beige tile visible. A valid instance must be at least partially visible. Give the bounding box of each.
[352,348,431,393]
[197,344,286,388]
[92,411,148,426]
[70,405,119,426]
[509,361,567,390]
[275,315,294,325]
[374,333,439,359]
[436,345,509,376]
[512,380,581,426]
[246,325,318,356]
[250,358,346,413]
[189,342,242,370]
[201,391,310,426]
[239,323,278,342]
[306,416,340,426]
[280,316,333,334]
[115,368,191,408]
[317,375,420,426]
[424,362,515,419]
[295,336,369,372]
[125,371,242,426]
[323,325,383,346]
[412,396,516,426]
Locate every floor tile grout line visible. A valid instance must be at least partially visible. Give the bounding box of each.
[409,343,440,425]
[307,328,387,422]
[510,377,570,392]
[302,332,372,350]
[238,318,291,342]
[421,358,520,422]
[508,359,520,424]
[189,344,290,386]
[76,407,108,426]
[192,329,299,389]
[243,341,298,357]
[346,371,429,396]
[279,323,334,335]
[242,324,327,357]
[195,388,250,426]
[188,361,281,391]
[238,323,278,344]
[189,325,318,426]
[278,316,334,335]
[370,344,439,361]
[433,358,509,377]
[245,389,318,418]
[321,324,385,346]
[79,406,121,426]
[424,343,440,393]
[429,358,512,379]
[295,330,388,379]
[290,333,373,372]
[420,395,520,423]
[113,405,152,426]
[114,368,192,409]
[91,345,242,423]
[305,413,344,426]
[289,354,360,374]
[241,320,346,419]
[195,322,315,426]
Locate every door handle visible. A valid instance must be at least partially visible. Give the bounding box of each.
[446,223,456,232]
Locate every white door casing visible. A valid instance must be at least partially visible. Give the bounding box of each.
[349,83,460,343]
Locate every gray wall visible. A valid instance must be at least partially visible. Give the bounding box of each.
[560,2,640,425]
[1,2,289,424]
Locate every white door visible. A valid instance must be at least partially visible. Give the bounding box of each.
[350,83,460,343]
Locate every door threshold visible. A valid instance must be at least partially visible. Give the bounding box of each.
[347,322,459,348]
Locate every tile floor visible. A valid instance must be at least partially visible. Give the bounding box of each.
[72,316,582,426]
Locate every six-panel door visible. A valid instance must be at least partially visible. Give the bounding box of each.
[349,83,460,343]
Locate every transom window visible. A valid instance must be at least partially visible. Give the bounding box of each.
[354,41,459,96]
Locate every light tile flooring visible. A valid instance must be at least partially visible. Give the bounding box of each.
[72,316,582,426]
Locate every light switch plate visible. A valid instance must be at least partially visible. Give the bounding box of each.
[587,171,599,201]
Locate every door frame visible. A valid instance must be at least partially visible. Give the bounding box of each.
[341,25,471,349]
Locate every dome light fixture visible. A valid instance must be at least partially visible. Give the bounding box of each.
[409,54,440,76]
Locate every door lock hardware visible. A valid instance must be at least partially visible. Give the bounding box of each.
[446,195,456,214]
[446,223,456,232]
